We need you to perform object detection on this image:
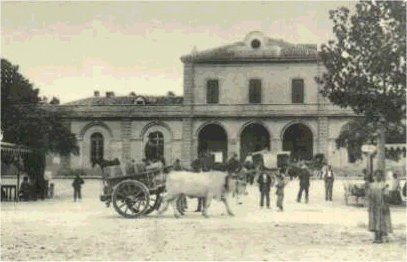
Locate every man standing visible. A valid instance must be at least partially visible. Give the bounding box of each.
[257,167,273,209]
[323,164,335,201]
[297,163,311,203]
[227,153,241,176]
[72,174,84,202]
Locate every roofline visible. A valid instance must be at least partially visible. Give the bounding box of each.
[180,56,320,64]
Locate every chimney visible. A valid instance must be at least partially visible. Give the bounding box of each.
[106,91,115,98]
[94,91,100,97]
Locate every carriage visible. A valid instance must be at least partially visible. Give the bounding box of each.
[99,162,167,218]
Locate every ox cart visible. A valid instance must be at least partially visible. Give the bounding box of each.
[99,163,167,218]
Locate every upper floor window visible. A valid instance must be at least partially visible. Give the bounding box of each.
[249,79,262,104]
[292,79,304,104]
[206,79,219,104]
[90,132,104,164]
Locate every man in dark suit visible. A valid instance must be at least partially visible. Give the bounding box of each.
[297,164,311,203]
[257,168,274,208]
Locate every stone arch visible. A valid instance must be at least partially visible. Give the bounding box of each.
[195,120,228,138]
[239,121,271,161]
[281,120,315,161]
[197,122,228,162]
[79,121,113,140]
[140,121,173,141]
[280,120,316,141]
[238,120,272,139]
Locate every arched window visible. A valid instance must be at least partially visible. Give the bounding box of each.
[90,133,104,164]
[145,131,164,161]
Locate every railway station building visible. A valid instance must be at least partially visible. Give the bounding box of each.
[55,31,357,172]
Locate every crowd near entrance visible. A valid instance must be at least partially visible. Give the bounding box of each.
[283,123,313,161]
[240,123,270,161]
[198,123,227,162]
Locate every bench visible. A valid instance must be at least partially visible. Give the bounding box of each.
[1,185,17,201]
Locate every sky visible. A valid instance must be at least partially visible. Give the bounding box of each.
[2,1,355,103]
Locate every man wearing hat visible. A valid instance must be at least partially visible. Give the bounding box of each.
[297,163,311,203]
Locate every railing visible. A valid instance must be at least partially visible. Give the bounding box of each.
[1,185,17,201]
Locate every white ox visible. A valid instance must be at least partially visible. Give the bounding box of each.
[158,171,246,218]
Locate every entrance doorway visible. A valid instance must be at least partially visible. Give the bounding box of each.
[282,123,313,160]
[240,123,270,161]
[198,123,227,162]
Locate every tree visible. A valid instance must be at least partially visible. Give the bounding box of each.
[1,58,79,195]
[167,91,175,97]
[336,117,405,162]
[50,97,60,105]
[316,1,406,171]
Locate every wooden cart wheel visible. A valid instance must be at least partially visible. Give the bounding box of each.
[112,180,150,218]
[144,193,162,215]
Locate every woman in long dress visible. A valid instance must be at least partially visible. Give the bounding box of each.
[367,169,392,243]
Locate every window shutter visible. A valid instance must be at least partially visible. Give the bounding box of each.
[207,80,219,104]
[292,79,304,104]
[249,79,262,104]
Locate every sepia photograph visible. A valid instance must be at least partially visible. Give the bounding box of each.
[1,1,406,261]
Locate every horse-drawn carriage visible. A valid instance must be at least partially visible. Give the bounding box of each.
[98,160,167,218]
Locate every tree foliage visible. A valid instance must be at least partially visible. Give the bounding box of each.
[1,58,79,156]
[336,118,405,162]
[316,1,406,162]
[317,1,406,125]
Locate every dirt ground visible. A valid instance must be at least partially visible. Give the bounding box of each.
[1,178,406,261]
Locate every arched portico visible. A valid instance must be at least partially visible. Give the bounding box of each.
[282,123,314,160]
[197,123,228,162]
[239,122,270,161]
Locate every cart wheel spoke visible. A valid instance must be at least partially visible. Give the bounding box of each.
[112,180,150,218]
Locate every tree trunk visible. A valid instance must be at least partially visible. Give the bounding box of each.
[376,119,386,172]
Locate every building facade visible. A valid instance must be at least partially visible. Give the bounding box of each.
[56,32,357,172]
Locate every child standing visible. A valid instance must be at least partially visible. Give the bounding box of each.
[275,170,288,211]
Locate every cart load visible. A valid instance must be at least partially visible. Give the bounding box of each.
[97,159,167,218]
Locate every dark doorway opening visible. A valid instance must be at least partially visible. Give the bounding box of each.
[282,123,313,161]
[240,123,270,161]
[198,124,227,162]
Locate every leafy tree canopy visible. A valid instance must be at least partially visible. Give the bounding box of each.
[316,1,406,166]
[1,58,79,156]
[316,1,406,125]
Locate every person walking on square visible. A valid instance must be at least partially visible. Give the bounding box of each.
[72,174,84,202]
[297,163,311,203]
[19,176,31,201]
[275,170,288,211]
[368,169,392,243]
[323,164,335,201]
[257,167,273,209]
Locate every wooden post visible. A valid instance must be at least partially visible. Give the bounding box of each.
[376,118,386,172]
[16,154,20,202]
